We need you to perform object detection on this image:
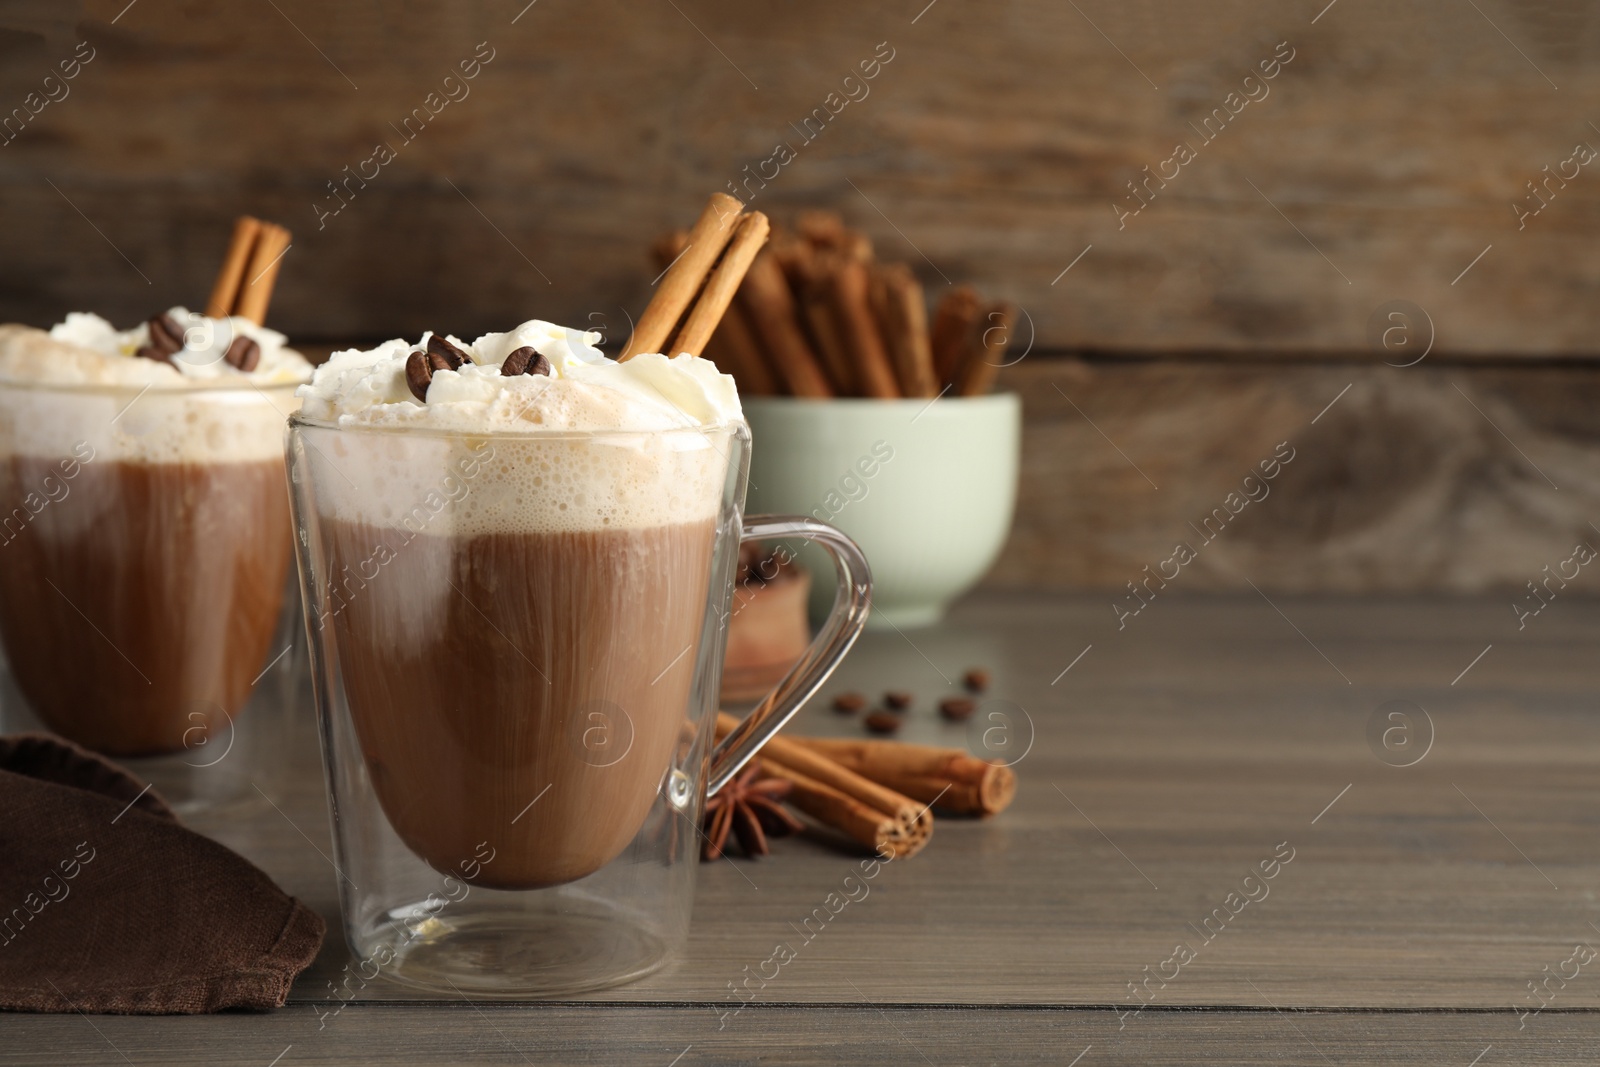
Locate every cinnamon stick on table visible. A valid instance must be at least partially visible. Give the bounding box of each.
[715,712,931,858]
[789,736,1016,817]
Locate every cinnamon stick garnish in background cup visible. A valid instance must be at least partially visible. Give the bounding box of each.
[198,214,291,326]
[715,712,931,858]
[233,222,291,325]
[205,216,263,319]
[790,736,1016,816]
[623,192,745,360]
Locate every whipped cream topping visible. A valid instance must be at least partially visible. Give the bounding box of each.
[297,320,741,432]
[294,321,743,535]
[4,307,312,386]
[0,311,308,464]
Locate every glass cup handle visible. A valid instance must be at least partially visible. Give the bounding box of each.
[706,515,872,797]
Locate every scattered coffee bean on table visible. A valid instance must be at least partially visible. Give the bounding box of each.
[831,692,866,714]
[963,668,991,693]
[884,690,913,711]
[939,696,976,722]
[864,711,902,735]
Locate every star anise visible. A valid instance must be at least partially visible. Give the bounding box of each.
[702,764,803,861]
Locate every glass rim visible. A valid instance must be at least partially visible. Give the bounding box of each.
[289,411,750,441]
[0,375,306,397]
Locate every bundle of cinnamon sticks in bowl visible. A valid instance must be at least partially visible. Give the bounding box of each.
[651,210,1016,399]
[639,206,1023,631]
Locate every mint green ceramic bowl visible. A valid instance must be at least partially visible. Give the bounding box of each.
[743,394,1020,629]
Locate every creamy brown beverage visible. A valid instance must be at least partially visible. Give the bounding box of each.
[0,310,311,756]
[325,519,714,888]
[0,457,292,754]
[297,321,740,889]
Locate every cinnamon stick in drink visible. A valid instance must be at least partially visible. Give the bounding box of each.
[738,251,832,398]
[790,736,1016,816]
[670,212,770,359]
[234,222,291,325]
[623,192,745,360]
[652,227,779,394]
[205,216,262,319]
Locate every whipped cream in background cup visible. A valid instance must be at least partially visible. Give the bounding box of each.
[0,309,312,813]
[288,320,870,995]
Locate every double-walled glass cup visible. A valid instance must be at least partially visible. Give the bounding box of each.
[287,415,869,995]
[284,415,864,991]
[0,377,303,811]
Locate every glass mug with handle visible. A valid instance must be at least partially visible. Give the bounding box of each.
[0,312,312,813]
[288,412,869,995]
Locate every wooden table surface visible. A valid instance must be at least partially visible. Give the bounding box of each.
[5,591,1599,1065]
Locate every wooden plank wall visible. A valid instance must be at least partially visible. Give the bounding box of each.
[2,0,1597,592]
[990,359,1600,594]
[1,0,1598,354]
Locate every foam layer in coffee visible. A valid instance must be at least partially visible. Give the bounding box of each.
[296,320,742,534]
[0,312,311,465]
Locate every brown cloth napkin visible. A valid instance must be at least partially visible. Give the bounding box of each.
[0,733,324,1014]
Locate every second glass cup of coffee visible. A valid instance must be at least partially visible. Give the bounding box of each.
[288,321,870,995]
[0,309,311,811]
